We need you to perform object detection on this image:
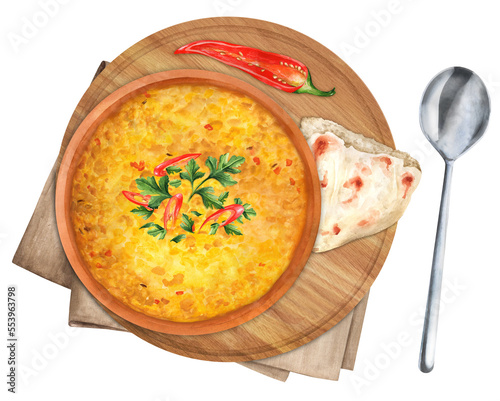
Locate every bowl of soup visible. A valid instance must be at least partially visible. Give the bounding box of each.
[56,70,320,335]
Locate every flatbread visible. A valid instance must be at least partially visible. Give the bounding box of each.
[300,117,421,253]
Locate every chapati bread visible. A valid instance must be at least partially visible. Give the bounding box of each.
[300,117,421,253]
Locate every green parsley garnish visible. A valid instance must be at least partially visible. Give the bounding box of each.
[180,213,195,233]
[130,206,154,220]
[223,224,243,236]
[135,176,171,209]
[184,153,245,208]
[126,152,255,241]
[166,166,182,175]
[170,234,186,243]
[140,222,167,240]
[209,223,220,235]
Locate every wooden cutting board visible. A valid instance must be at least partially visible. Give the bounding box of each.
[62,17,396,362]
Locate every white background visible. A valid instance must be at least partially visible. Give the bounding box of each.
[1,0,499,400]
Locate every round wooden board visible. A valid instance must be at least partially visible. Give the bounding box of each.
[62,17,396,362]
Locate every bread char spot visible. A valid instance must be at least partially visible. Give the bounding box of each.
[312,137,328,159]
[356,163,372,176]
[312,134,339,159]
[402,172,414,199]
[379,156,392,170]
[321,224,341,236]
[342,176,363,204]
[357,210,381,227]
[320,172,328,188]
[349,176,363,190]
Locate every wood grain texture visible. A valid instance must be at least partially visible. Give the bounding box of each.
[54,17,396,362]
[56,70,322,335]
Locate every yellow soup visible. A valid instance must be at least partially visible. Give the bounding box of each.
[71,84,308,322]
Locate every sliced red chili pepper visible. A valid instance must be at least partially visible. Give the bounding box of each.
[176,291,184,295]
[286,159,293,166]
[163,193,183,231]
[199,204,245,232]
[94,138,101,146]
[273,167,281,175]
[105,250,112,257]
[89,251,96,258]
[154,299,160,304]
[204,124,213,130]
[122,191,152,210]
[289,178,296,185]
[175,40,335,97]
[253,157,260,165]
[96,263,102,269]
[144,92,151,98]
[154,153,201,177]
[258,263,266,266]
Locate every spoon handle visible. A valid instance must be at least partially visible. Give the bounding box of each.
[419,160,454,373]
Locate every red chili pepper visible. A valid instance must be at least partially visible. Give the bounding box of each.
[289,178,296,186]
[199,204,245,232]
[105,250,112,257]
[89,251,96,258]
[176,291,184,295]
[175,40,335,97]
[154,299,160,304]
[122,191,152,210]
[164,193,183,231]
[286,159,293,166]
[130,160,145,171]
[154,153,201,177]
[273,167,281,175]
[96,263,102,269]
[144,92,151,98]
[94,138,101,146]
[253,157,260,165]
[258,263,266,266]
[204,124,213,130]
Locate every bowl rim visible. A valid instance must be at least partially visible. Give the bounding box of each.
[55,69,321,335]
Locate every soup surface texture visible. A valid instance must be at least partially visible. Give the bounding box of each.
[71,84,308,322]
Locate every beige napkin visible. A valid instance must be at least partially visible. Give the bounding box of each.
[12,61,369,382]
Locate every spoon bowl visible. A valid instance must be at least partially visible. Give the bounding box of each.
[418,67,490,373]
[420,66,490,161]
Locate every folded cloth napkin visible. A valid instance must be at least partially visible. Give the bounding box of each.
[68,277,368,381]
[12,61,369,382]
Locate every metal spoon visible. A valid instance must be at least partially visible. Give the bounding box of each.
[418,67,490,373]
